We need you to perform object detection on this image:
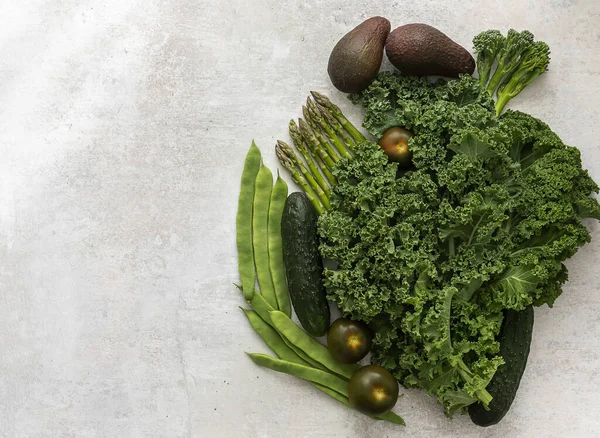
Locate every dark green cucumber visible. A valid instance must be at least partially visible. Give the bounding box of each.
[281,192,330,337]
[469,305,534,426]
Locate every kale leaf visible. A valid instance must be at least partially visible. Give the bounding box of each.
[318,72,599,415]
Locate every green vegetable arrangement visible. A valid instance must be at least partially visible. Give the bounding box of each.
[235,23,599,426]
[318,74,600,415]
[272,30,599,418]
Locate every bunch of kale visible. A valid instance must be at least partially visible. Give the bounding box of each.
[317,72,600,415]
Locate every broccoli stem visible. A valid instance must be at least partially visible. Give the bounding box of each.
[486,68,508,96]
[495,93,511,116]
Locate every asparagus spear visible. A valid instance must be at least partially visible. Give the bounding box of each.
[310,91,366,143]
[291,119,336,172]
[309,146,336,187]
[302,104,340,170]
[299,118,340,167]
[303,103,340,160]
[316,102,354,149]
[276,142,331,210]
[275,145,325,215]
[300,108,337,186]
[281,130,330,196]
[306,99,352,159]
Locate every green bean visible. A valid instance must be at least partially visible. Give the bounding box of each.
[269,310,360,380]
[246,299,406,425]
[313,383,349,404]
[242,304,331,374]
[241,308,308,365]
[378,410,406,425]
[268,174,291,316]
[249,293,328,371]
[280,336,329,372]
[253,165,277,309]
[249,288,275,324]
[247,353,349,396]
[236,141,261,301]
[311,382,405,425]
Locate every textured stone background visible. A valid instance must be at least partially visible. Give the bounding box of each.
[0,0,599,437]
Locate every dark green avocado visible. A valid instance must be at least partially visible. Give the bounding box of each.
[327,16,391,93]
[385,23,475,77]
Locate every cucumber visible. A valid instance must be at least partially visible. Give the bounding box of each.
[281,192,330,337]
[469,305,534,426]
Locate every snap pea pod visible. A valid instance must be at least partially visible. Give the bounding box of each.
[249,292,328,371]
[236,142,261,301]
[247,353,349,397]
[268,174,291,316]
[269,310,360,380]
[253,165,277,309]
[241,308,308,365]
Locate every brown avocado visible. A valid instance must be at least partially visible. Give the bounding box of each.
[328,17,391,93]
[385,23,475,77]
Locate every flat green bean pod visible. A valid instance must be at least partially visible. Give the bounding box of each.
[280,336,329,372]
[268,174,291,316]
[269,310,360,380]
[241,308,307,365]
[247,353,348,396]
[249,293,328,371]
[253,165,277,309]
[313,384,405,425]
[236,142,261,300]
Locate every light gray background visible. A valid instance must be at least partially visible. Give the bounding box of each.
[1,0,599,437]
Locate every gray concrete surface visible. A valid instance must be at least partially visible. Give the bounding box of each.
[0,0,599,437]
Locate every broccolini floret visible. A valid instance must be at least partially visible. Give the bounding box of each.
[473,30,505,87]
[473,29,550,115]
[495,41,551,115]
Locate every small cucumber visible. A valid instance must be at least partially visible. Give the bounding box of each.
[469,306,534,426]
[281,192,330,337]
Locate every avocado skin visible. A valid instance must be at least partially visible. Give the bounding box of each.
[385,23,475,77]
[328,17,391,93]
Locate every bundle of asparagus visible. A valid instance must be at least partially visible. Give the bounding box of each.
[276,92,365,214]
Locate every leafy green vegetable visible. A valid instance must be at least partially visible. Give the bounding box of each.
[472,29,550,115]
[319,72,599,416]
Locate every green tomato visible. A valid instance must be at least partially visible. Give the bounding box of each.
[378,127,413,169]
[327,318,372,364]
[348,365,399,416]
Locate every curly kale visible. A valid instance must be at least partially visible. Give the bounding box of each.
[319,73,599,416]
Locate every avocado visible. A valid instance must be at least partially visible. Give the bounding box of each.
[327,17,391,93]
[385,24,475,77]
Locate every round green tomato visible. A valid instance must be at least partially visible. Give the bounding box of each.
[327,318,372,364]
[378,127,413,168]
[348,365,399,416]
